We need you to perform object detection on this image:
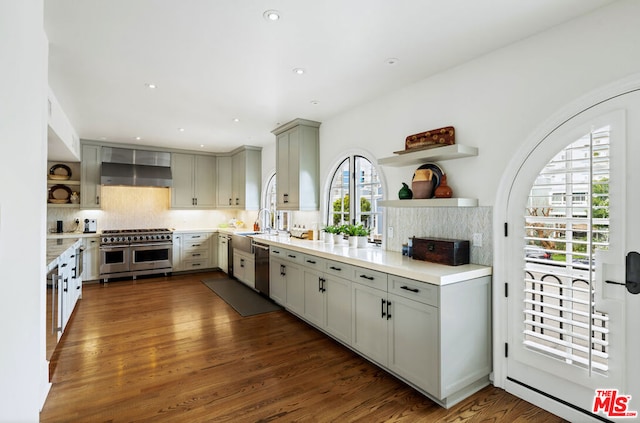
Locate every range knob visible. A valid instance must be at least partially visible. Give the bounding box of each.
[110,237,115,242]
[133,236,138,241]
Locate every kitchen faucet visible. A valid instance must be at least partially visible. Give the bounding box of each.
[256,208,273,233]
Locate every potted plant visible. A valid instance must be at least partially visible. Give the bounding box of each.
[323,225,340,244]
[343,224,370,248]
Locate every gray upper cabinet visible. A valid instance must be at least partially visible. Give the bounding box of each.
[217,147,261,210]
[216,155,233,208]
[171,153,216,208]
[272,119,320,211]
[80,143,101,209]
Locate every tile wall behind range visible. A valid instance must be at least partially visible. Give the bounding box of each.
[47,186,236,233]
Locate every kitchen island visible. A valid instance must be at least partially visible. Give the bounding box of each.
[251,233,492,409]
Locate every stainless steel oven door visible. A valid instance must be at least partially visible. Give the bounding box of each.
[130,243,172,271]
[100,245,130,275]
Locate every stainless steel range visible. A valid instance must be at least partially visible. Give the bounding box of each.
[100,228,173,282]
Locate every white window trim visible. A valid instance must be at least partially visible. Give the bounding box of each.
[321,148,388,231]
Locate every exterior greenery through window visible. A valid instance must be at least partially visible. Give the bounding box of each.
[327,155,383,239]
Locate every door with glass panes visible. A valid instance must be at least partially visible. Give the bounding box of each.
[506,92,640,420]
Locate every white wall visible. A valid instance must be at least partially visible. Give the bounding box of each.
[317,0,640,209]
[0,0,48,421]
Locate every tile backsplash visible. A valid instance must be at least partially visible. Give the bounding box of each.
[47,186,236,233]
[385,206,493,266]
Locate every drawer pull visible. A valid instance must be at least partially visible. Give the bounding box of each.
[400,285,420,293]
[359,274,374,281]
[192,235,201,238]
[306,259,316,264]
[288,254,297,259]
[329,266,342,271]
[192,243,201,247]
[192,253,201,257]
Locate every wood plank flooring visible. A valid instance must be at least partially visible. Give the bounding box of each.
[40,271,566,422]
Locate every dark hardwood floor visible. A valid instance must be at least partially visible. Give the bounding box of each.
[40,271,565,422]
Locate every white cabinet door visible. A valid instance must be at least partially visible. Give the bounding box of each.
[303,267,325,328]
[193,155,216,207]
[284,262,303,316]
[172,154,216,208]
[80,144,101,209]
[233,250,255,289]
[216,155,233,208]
[276,130,293,209]
[324,274,352,344]
[171,153,196,208]
[273,119,320,211]
[172,233,183,272]
[352,281,389,366]
[269,258,286,305]
[231,151,245,208]
[217,235,228,273]
[388,292,439,397]
[83,236,100,281]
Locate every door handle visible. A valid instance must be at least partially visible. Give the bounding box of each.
[605,251,640,294]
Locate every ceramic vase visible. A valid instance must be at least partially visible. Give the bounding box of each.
[412,168,435,199]
[434,174,453,198]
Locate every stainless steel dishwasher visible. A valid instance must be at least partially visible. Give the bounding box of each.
[252,240,270,296]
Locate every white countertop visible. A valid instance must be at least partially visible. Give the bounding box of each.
[46,238,82,272]
[251,234,492,286]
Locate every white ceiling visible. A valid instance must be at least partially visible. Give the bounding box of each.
[44,0,615,154]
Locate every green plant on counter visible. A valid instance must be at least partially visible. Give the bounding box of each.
[323,225,341,234]
[341,224,370,237]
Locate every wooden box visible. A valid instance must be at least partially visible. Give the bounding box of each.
[404,126,455,151]
[412,237,470,266]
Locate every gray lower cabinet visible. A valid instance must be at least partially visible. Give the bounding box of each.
[269,248,491,408]
[302,256,352,345]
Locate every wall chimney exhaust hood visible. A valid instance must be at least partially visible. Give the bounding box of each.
[101,147,172,187]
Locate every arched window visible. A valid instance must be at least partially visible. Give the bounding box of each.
[263,173,289,231]
[327,155,383,239]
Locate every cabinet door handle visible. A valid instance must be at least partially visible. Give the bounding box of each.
[229,198,232,205]
[235,198,239,205]
[400,285,420,293]
[63,278,68,292]
[240,258,244,267]
[318,277,323,293]
[96,196,100,205]
[192,263,201,267]
[386,301,392,320]
[288,254,297,259]
[330,266,342,271]
[306,259,316,264]
[192,243,201,247]
[359,274,374,281]
[195,198,198,205]
[381,298,386,318]
[283,193,289,204]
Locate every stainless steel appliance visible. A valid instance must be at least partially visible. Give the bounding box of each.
[99,228,173,282]
[252,240,270,296]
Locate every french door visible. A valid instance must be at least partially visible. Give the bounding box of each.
[506,91,640,421]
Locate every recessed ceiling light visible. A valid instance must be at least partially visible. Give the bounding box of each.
[233,118,240,122]
[310,100,320,105]
[293,68,306,75]
[178,128,185,132]
[135,136,142,141]
[385,58,399,66]
[200,144,205,148]
[263,10,280,21]
[144,83,157,89]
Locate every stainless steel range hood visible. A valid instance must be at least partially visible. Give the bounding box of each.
[101,147,172,187]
